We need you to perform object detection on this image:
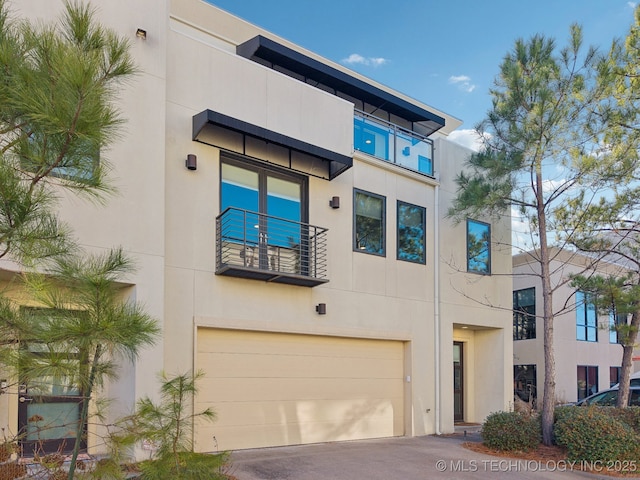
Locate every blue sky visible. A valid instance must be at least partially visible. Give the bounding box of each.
[207,0,637,149]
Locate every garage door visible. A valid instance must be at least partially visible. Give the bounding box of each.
[195,328,405,451]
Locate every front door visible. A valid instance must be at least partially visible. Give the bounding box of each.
[18,375,85,455]
[453,342,464,422]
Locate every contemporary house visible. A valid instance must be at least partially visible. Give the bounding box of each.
[513,248,638,405]
[0,0,512,455]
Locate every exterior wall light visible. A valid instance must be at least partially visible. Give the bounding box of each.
[329,196,340,209]
[316,303,326,315]
[136,28,147,40]
[186,154,197,170]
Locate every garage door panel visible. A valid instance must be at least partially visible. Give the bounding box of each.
[195,329,405,451]
[199,377,403,402]
[198,352,402,379]
[197,329,402,360]
[205,398,403,428]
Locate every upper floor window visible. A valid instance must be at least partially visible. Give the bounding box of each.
[354,189,385,256]
[513,287,536,340]
[466,219,490,274]
[397,201,426,264]
[609,312,626,344]
[576,291,597,342]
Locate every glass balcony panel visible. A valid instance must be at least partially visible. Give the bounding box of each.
[354,110,434,177]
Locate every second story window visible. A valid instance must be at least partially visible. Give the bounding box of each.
[467,219,490,274]
[576,291,597,342]
[354,189,385,256]
[513,287,536,340]
[397,201,426,264]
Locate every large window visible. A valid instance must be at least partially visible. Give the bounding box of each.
[609,312,626,344]
[576,291,597,342]
[514,364,537,402]
[466,219,490,274]
[513,288,536,340]
[220,155,307,272]
[397,201,426,264]
[577,365,598,400]
[610,366,622,387]
[354,189,385,256]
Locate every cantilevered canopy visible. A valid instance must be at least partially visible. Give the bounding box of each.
[237,35,446,136]
[192,110,352,180]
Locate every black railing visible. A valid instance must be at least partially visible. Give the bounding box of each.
[216,207,329,287]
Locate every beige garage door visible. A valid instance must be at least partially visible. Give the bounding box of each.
[195,328,405,451]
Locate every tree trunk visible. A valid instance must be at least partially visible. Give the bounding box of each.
[536,168,556,446]
[616,310,640,407]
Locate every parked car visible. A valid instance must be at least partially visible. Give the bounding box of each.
[575,386,640,406]
[612,370,640,388]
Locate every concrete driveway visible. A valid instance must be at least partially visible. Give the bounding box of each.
[229,433,637,480]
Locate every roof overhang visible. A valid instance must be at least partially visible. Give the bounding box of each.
[192,109,352,180]
[237,35,446,136]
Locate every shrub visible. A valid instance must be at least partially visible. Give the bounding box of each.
[482,411,541,452]
[554,406,639,462]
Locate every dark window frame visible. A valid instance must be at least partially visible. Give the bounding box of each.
[466,218,491,275]
[353,188,386,256]
[514,364,537,402]
[513,287,536,340]
[577,365,598,401]
[576,291,598,342]
[396,200,426,264]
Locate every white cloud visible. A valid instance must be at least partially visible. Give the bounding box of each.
[448,74,476,93]
[342,53,388,67]
[448,129,485,152]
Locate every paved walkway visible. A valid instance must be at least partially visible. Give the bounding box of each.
[229,433,638,480]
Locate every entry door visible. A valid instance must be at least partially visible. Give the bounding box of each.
[221,159,306,272]
[453,342,464,422]
[18,378,85,455]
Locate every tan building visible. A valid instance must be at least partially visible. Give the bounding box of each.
[513,249,638,405]
[1,0,512,455]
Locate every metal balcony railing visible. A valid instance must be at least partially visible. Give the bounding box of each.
[354,110,434,177]
[215,207,329,287]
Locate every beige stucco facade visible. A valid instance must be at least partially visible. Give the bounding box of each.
[513,249,639,405]
[1,0,512,455]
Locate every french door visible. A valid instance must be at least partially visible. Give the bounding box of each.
[220,157,307,273]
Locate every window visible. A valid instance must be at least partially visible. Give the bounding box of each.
[354,189,385,256]
[466,219,490,274]
[397,201,425,264]
[514,364,536,402]
[609,312,626,344]
[576,291,597,342]
[220,155,307,273]
[513,288,536,340]
[610,367,621,387]
[577,365,598,401]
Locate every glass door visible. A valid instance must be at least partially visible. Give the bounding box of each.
[18,374,84,455]
[221,158,306,273]
[453,342,464,422]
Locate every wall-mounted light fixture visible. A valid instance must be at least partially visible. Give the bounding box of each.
[315,303,326,315]
[186,154,197,170]
[329,196,340,209]
[136,28,147,40]
[0,380,7,394]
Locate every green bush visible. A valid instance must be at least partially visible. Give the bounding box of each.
[554,406,639,462]
[481,411,541,452]
[607,406,640,434]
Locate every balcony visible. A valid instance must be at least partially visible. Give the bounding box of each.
[216,207,329,287]
[354,110,434,177]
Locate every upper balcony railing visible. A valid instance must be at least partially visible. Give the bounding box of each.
[216,207,329,287]
[354,110,434,177]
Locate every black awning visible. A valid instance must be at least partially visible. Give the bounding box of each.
[193,109,352,180]
[237,35,446,136]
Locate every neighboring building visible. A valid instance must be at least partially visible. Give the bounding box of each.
[0,0,512,455]
[513,248,639,405]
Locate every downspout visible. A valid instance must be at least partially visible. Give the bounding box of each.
[434,180,441,435]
